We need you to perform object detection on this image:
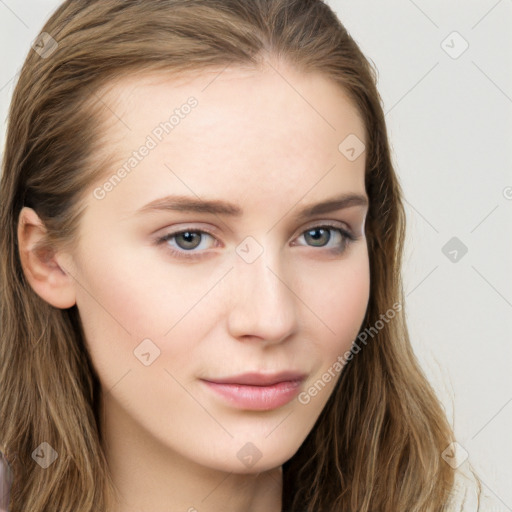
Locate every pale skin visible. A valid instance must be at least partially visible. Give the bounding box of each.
[17,58,370,512]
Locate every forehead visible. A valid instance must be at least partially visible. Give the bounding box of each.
[88,63,367,217]
[97,62,365,151]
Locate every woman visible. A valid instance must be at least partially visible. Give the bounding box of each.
[0,0,484,510]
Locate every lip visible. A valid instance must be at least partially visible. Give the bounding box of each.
[201,371,306,411]
[204,371,307,386]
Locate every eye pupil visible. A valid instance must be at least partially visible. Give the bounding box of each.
[305,228,330,247]
[176,231,201,249]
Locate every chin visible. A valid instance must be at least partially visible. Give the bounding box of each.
[197,439,298,475]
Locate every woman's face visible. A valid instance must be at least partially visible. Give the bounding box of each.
[64,62,370,473]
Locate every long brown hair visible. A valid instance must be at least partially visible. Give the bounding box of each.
[1,1,467,510]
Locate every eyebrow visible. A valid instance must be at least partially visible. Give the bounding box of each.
[135,193,368,221]
[135,193,368,220]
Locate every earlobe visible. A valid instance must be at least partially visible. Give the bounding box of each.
[17,206,77,309]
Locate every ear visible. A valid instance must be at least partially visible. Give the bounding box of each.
[17,206,77,309]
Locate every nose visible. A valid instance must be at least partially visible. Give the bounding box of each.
[226,244,298,345]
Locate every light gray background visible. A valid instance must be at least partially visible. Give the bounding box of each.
[1,0,511,507]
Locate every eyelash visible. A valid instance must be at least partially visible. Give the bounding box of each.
[155,223,358,261]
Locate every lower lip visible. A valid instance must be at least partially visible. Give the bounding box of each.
[201,379,303,410]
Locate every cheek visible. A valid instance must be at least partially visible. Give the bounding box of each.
[73,236,222,334]
[300,250,369,396]
[311,247,370,349]
[294,251,369,411]
[71,242,229,384]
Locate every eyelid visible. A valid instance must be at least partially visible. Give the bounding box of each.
[299,219,353,236]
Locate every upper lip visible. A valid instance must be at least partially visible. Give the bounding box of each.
[202,371,307,386]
